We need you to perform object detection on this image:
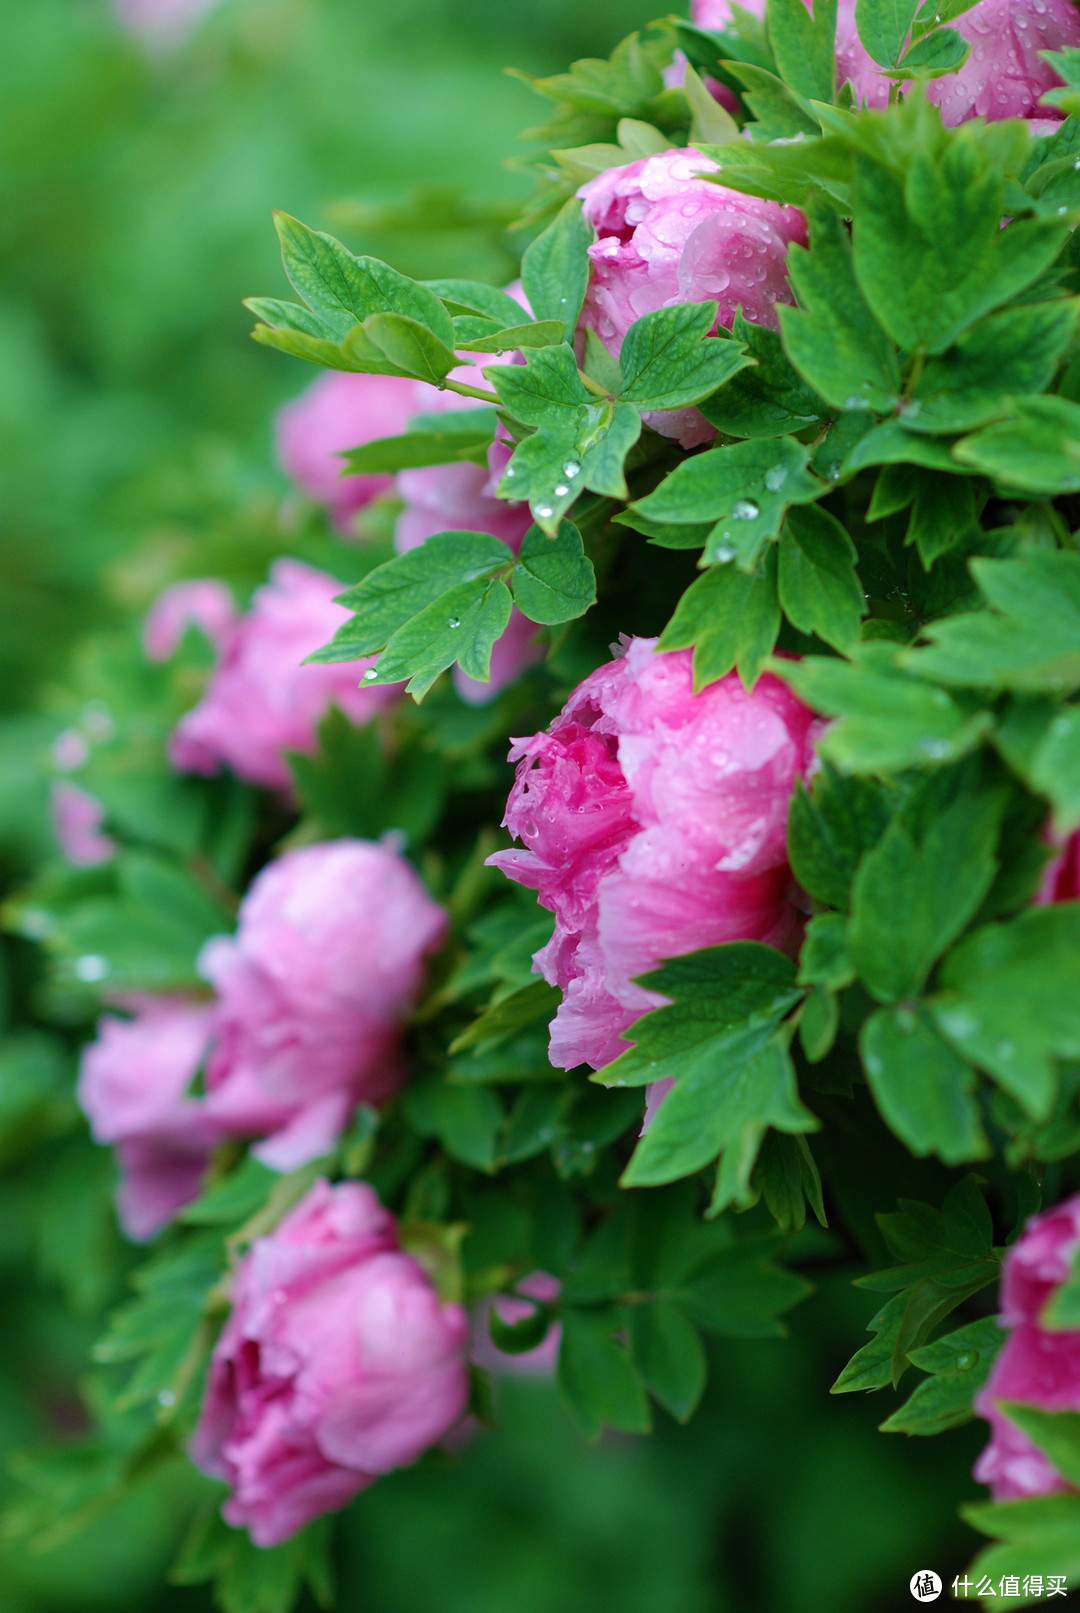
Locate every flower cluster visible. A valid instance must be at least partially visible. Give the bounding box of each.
[78,839,446,1239]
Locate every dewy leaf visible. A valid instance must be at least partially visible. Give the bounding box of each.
[521,197,593,330]
[617,302,752,410]
[890,24,968,77]
[855,0,920,66]
[510,521,596,625]
[952,394,1080,495]
[932,903,1080,1121]
[847,788,1004,1002]
[777,642,992,774]
[787,765,892,910]
[308,531,513,662]
[778,503,866,650]
[903,301,1078,435]
[880,1314,1002,1435]
[779,201,900,414]
[658,544,780,691]
[699,313,825,440]
[630,436,822,571]
[372,576,514,701]
[487,344,592,427]
[860,1005,989,1164]
[767,0,837,102]
[464,320,566,354]
[273,213,455,346]
[851,146,1068,354]
[903,550,1080,692]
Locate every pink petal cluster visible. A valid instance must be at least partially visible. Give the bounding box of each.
[51,781,116,867]
[488,638,816,1074]
[975,1195,1080,1499]
[78,996,218,1241]
[143,579,237,662]
[1038,829,1080,904]
[691,0,1079,125]
[200,839,446,1172]
[190,1179,469,1546]
[577,149,806,447]
[168,559,397,793]
[77,840,446,1239]
[276,372,420,534]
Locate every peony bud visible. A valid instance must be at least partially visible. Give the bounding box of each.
[77,996,218,1241]
[168,559,398,793]
[577,149,806,447]
[488,638,816,1077]
[975,1195,1080,1499]
[200,839,447,1170]
[190,1179,470,1546]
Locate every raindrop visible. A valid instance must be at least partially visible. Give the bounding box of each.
[732,499,760,520]
[506,465,516,478]
[714,542,737,562]
[764,466,787,491]
[74,954,109,983]
[954,1352,975,1371]
[536,504,554,519]
[827,461,841,481]
[563,459,582,479]
[363,668,379,681]
[918,738,949,759]
[494,348,505,357]
[157,1389,176,1408]
[447,616,462,630]
[554,483,570,497]
[1059,206,1069,215]
[844,395,864,410]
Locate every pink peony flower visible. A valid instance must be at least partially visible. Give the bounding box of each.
[472,1272,562,1377]
[1038,829,1080,904]
[143,580,237,663]
[488,638,816,1074]
[200,840,447,1171]
[577,149,806,447]
[276,372,421,534]
[77,997,218,1241]
[690,0,1080,125]
[190,1178,470,1546]
[975,1195,1080,1500]
[169,559,398,793]
[51,781,116,867]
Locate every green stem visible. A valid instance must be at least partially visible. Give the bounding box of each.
[441,377,501,403]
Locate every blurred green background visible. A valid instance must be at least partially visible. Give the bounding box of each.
[0,2,985,1608]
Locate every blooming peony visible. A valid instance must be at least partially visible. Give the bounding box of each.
[276,372,420,533]
[169,559,397,793]
[577,150,806,446]
[190,1178,470,1545]
[200,839,447,1170]
[488,638,816,1074]
[143,579,237,662]
[52,781,115,867]
[690,0,1080,125]
[78,997,218,1241]
[975,1195,1080,1499]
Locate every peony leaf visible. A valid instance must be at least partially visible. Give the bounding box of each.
[617,301,752,411]
[510,521,596,625]
[860,1005,989,1164]
[520,196,593,330]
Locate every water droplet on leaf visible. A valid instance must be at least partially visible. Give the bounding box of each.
[536,504,554,519]
[74,954,109,983]
[447,616,462,630]
[764,466,787,491]
[363,668,379,681]
[554,483,569,497]
[732,499,759,520]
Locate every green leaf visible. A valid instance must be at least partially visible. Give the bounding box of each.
[600,943,804,1090]
[891,24,968,76]
[753,1130,828,1231]
[860,1005,989,1163]
[779,201,901,413]
[449,979,561,1055]
[963,1493,1080,1603]
[273,213,454,346]
[463,320,566,354]
[674,1233,811,1337]
[798,913,856,989]
[905,470,978,567]
[617,302,752,410]
[582,327,624,394]
[855,0,920,65]
[996,1404,1080,1488]
[628,1303,707,1422]
[341,414,496,474]
[557,1307,652,1439]
[904,550,1080,692]
[778,503,866,650]
[404,1077,504,1172]
[778,643,992,774]
[904,301,1078,434]
[424,278,528,327]
[851,148,1067,354]
[847,788,1004,1001]
[361,312,457,383]
[172,1508,334,1613]
[372,576,513,700]
[932,903,1080,1120]
[767,0,836,99]
[629,436,822,571]
[287,709,445,846]
[880,1314,1002,1434]
[510,521,596,625]
[698,312,825,439]
[787,766,892,910]
[310,531,512,662]
[724,61,821,140]
[657,544,780,691]
[842,417,963,475]
[521,197,593,329]
[487,344,592,426]
[1030,706,1080,834]
[953,394,1080,494]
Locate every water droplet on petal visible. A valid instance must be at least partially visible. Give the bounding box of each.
[732,499,760,520]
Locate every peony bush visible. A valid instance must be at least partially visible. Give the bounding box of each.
[10,0,1080,1604]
